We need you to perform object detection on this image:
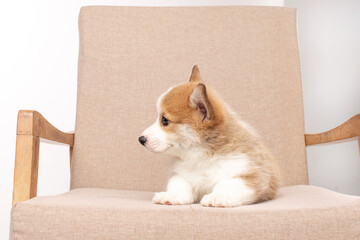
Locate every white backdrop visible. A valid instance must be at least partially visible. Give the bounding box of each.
[1,0,359,238]
[285,0,360,195]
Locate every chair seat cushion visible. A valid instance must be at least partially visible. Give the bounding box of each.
[10,185,360,240]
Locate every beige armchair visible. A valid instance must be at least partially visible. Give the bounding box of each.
[10,6,360,239]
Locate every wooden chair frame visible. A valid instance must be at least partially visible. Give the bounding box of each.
[12,110,74,205]
[11,110,360,206]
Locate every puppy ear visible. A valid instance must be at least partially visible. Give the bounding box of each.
[189,83,213,122]
[189,65,203,83]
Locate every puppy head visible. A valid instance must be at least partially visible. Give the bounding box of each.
[139,66,224,155]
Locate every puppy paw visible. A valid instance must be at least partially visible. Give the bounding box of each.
[200,193,243,208]
[152,191,193,205]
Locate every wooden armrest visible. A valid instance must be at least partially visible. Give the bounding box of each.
[16,110,74,145]
[304,114,360,153]
[12,110,74,206]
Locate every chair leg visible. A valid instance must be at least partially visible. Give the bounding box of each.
[12,135,40,206]
[69,146,73,166]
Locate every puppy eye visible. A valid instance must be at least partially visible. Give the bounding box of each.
[161,115,169,126]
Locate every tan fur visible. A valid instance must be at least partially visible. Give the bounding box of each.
[239,147,280,202]
[160,66,280,203]
[189,65,203,83]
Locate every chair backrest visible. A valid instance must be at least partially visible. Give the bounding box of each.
[71,6,308,191]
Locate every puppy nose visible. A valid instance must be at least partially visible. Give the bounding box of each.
[138,136,147,145]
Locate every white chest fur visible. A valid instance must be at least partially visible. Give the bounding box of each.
[173,152,250,200]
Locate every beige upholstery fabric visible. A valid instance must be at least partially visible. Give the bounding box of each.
[10,185,360,239]
[71,6,307,191]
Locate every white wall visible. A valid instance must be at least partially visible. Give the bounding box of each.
[285,0,360,195]
[1,0,359,239]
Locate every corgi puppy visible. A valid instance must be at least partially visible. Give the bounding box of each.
[139,66,280,207]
